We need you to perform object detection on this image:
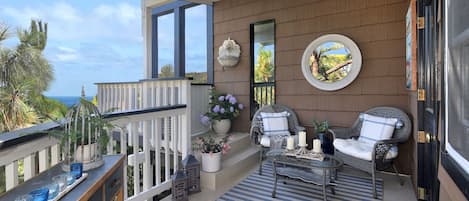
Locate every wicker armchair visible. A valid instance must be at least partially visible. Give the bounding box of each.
[330,106,412,198]
[249,104,305,175]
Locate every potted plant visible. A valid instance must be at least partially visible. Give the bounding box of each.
[52,98,112,171]
[200,88,244,135]
[313,120,333,154]
[193,134,230,172]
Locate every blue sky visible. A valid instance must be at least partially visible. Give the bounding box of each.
[0,0,143,96]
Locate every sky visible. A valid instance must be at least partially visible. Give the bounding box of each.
[0,0,143,96]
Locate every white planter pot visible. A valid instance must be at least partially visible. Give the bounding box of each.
[75,143,97,163]
[212,119,231,135]
[201,152,222,172]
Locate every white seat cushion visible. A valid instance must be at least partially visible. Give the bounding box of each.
[260,111,290,136]
[359,114,398,144]
[333,138,398,161]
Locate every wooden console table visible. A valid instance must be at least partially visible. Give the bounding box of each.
[0,154,125,201]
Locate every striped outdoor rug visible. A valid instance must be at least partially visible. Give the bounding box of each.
[217,163,383,201]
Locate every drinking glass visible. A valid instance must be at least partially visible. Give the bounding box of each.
[46,183,59,200]
[52,174,67,192]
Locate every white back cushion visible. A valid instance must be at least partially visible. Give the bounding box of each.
[260,111,290,136]
[359,113,398,144]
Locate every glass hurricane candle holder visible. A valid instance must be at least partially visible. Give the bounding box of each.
[29,188,49,201]
[46,183,59,200]
[52,174,67,192]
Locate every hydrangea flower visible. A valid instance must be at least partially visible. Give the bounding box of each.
[229,97,237,104]
[218,96,225,101]
[230,106,234,112]
[199,115,210,126]
[220,108,225,114]
[238,103,244,110]
[212,105,220,113]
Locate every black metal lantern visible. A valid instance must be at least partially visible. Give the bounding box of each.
[172,170,188,201]
[182,154,201,194]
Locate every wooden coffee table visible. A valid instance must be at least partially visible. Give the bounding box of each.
[267,150,343,201]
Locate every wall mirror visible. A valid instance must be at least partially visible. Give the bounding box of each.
[301,34,362,91]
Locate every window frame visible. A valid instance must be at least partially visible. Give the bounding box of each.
[442,0,469,198]
[151,1,213,83]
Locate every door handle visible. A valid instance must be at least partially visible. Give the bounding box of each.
[425,133,436,143]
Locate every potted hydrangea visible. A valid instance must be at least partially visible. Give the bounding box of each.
[200,88,244,135]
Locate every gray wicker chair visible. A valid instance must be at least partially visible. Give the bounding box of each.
[330,106,412,198]
[249,104,305,175]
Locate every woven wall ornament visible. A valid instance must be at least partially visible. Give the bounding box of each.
[217,38,241,67]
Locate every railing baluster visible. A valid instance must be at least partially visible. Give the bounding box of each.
[23,154,36,181]
[38,148,49,173]
[154,118,161,185]
[143,120,152,191]
[172,115,178,171]
[50,144,60,166]
[5,161,18,191]
[164,117,170,181]
[131,122,140,195]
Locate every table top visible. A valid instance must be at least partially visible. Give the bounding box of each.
[267,149,343,169]
[0,155,124,201]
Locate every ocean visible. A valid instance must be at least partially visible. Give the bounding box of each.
[48,96,93,107]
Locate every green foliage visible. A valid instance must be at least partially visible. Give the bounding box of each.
[159,64,174,78]
[0,20,56,132]
[313,120,329,134]
[254,46,274,83]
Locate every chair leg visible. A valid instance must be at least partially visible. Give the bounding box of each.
[392,164,404,186]
[372,169,377,199]
[259,148,263,175]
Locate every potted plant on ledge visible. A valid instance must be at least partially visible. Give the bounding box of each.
[200,89,244,135]
[194,134,230,172]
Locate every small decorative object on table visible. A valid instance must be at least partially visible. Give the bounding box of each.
[296,131,308,155]
[172,170,189,201]
[193,134,231,172]
[200,88,244,135]
[50,89,113,172]
[182,154,201,194]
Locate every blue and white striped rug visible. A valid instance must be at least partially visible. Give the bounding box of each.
[217,163,383,201]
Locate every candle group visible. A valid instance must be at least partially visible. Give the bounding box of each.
[298,131,307,146]
[286,136,295,150]
[313,139,322,153]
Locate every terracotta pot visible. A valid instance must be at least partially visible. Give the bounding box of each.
[212,119,231,135]
[201,152,222,172]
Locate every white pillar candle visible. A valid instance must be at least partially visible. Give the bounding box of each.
[299,131,307,146]
[313,139,322,153]
[286,136,294,150]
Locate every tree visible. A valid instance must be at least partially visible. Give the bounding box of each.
[254,46,274,83]
[309,43,352,82]
[159,64,174,78]
[0,20,61,132]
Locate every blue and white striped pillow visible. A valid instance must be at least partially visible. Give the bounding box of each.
[260,111,290,136]
[359,114,398,145]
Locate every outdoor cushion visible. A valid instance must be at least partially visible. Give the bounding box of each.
[333,138,398,161]
[359,114,398,144]
[260,111,290,136]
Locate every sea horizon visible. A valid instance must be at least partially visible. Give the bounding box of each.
[48,96,93,107]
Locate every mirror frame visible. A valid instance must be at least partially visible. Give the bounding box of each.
[301,34,362,91]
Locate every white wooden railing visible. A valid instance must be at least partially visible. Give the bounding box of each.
[98,80,191,200]
[96,79,211,135]
[0,122,62,192]
[0,79,208,200]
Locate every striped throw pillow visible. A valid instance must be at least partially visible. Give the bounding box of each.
[260,111,290,136]
[358,114,398,145]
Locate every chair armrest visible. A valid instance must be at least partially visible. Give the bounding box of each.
[329,127,358,141]
[372,139,400,164]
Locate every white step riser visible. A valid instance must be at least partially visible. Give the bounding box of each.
[222,134,252,161]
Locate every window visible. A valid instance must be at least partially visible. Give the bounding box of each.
[443,0,469,195]
[151,1,213,83]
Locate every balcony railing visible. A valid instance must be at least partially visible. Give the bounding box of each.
[0,79,207,200]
